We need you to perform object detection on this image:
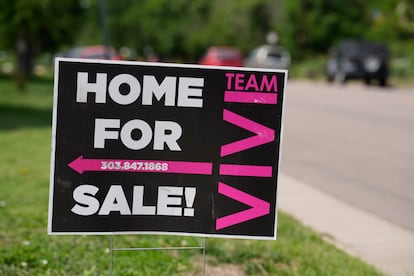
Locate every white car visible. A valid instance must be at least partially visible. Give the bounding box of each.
[244,45,291,69]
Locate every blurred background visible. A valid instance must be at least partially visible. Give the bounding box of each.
[1,1,414,275]
[0,0,413,87]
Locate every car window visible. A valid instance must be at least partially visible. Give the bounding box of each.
[268,51,282,59]
[217,49,241,59]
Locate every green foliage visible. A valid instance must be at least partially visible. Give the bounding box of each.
[207,213,384,275]
[73,0,414,62]
[0,0,85,52]
[389,39,414,80]
[289,39,414,83]
[103,0,277,61]
[279,0,370,58]
[278,0,414,59]
[0,0,86,88]
[2,0,414,65]
[0,78,385,275]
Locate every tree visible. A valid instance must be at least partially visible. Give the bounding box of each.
[366,0,414,41]
[277,0,414,59]
[278,0,373,58]
[0,0,85,89]
[104,0,277,61]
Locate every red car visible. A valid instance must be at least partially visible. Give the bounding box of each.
[63,45,123,60]
[199,46,243,67]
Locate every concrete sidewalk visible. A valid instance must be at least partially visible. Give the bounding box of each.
[278,174,414,276]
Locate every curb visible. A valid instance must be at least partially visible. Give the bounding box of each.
[278,173,414,276]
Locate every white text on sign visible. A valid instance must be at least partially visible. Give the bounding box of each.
[76,72,204,107]
[71,185,196,217]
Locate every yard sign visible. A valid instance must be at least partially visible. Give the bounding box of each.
[48,58,287,239]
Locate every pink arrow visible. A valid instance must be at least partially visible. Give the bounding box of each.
[68,156,213,175]
[216,182,270,230]
[68,156,100,174]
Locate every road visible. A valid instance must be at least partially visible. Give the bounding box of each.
[280,80,414,232]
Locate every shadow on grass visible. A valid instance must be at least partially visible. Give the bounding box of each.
[0,104,52,130]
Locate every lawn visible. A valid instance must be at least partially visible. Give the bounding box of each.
[0,77,384,275]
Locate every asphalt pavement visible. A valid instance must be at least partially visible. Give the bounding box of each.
[277,80,414,276]
[278,173,414,276]
[281,80,414,232]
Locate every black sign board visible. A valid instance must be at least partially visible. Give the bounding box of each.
[48,58,287,239]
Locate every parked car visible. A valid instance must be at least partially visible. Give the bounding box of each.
[244,45,291,69]
[326,40,389,86]
[61,45,123,60]
[198,46,243,67]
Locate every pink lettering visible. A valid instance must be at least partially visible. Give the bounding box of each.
[225,73,235,90]
[219,164,272,177]
[224,91,277,104]
[260,75,277,92]
[216,182,270,230]
[245,74,259,91]
[235,73,245,90]
[225,73,278,92]
[217,70,278,231]
[220,109,275,157]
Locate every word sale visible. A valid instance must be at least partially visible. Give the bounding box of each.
[72,184,196,217]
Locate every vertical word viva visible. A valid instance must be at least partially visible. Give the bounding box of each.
[216,73,278,230]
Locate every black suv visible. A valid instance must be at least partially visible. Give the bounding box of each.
[326,40,390,86]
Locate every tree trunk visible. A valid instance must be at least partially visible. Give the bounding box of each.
[15,36,34,91]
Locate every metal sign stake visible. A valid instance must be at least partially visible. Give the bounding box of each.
[109,235,207,275]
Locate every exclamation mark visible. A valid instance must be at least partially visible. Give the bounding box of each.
[184,187,196,216]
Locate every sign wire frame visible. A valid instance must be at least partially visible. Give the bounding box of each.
[109,235,207,276]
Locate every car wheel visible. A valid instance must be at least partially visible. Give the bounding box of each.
[335,71,347,84]
[379,77,387,87]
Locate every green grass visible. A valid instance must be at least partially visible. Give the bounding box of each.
[0,78,384,275]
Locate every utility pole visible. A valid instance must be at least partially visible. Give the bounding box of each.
[298,0,307,59]
[98,0,111,59]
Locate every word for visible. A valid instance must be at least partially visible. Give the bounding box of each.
[72,185,196,217]
[101,161,168,171]
[225,73,278,92]
[76,72,204,107]
[94,118,182,151]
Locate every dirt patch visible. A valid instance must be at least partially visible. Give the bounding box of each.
[204,262,245,276]
[187,258,245,276]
